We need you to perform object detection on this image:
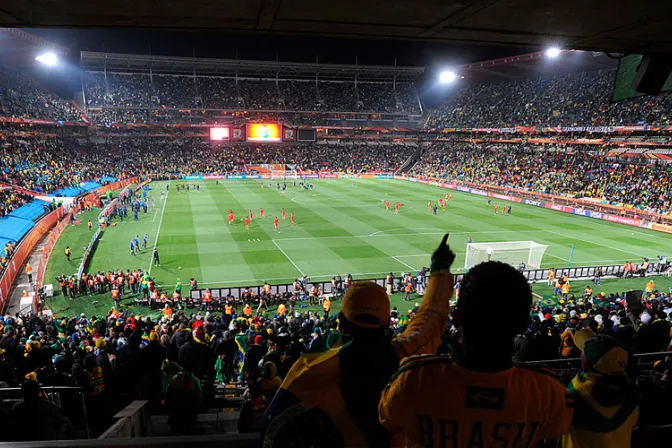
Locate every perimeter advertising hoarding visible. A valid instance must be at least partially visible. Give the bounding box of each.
[247,124,282,142]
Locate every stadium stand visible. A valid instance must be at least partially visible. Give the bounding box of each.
[412,142,672,215]
[0,66,85,122]
[429,70,672,128]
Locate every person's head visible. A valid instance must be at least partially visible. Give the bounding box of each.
[575,330,628,376]
[339,281,390,337]
[21,380,40,401]
[452,261,531,349]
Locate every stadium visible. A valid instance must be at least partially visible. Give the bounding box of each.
[0,5,671,446]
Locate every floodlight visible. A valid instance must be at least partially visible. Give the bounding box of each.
[545,47,561,59]
[35,53,58,66]
[439,70,457,84]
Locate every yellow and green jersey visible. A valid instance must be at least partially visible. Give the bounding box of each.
[379,355,573,448]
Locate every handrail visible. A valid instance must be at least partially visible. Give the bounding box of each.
[521,351,672,366]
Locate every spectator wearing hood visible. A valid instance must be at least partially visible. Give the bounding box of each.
[178,329,215,383]
[562,330,638,448]
[161,360,202,435]
[244,335,267,383]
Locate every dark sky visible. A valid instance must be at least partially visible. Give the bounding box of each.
[27,28,527,69]
[23,28,529,102]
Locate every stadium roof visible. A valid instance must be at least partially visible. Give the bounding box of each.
[80,52,425,81]
[0,28,67,64]
[2,1,672,53]
[455,50,620,84]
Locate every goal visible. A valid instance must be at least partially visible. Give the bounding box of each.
[270,170,299,179]
[465,241,548,270]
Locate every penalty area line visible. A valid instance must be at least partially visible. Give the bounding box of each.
[392,256,417,271]
[148,180,170,275]
[271,239,306,276]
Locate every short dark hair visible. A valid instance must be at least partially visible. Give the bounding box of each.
[455,261,532,342]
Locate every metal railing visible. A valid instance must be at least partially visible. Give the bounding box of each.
[0,386,90,438]
[189,261,668,300]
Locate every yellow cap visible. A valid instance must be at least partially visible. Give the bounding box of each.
[342,281,390,329]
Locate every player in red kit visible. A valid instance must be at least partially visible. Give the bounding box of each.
[494,204,499,215]
[245,217,251,231]
[260,208,265,218]
[427,201,431,211]
[282,208,287,220]
[249,210,254,220]
[449,193,453,200]
[291,213,295,226]
[394,202,401,214]
[228,210,235,225]
[443,199,447,210]
[385,200,390,211]
[438,198,444,208]
[274,216,279,231]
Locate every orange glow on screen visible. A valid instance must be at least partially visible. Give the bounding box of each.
[247,123,281,142]
[210,128,230,141]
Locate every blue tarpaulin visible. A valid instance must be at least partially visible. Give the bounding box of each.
[7,200,49,222]
[0,216,35,243]
[49,181,102,197]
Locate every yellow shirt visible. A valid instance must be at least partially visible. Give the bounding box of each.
[380,359,573,447]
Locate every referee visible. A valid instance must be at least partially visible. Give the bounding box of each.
[153,247,161,266]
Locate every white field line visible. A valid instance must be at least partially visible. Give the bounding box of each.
[392,255,418,271]
[152,208,159,223]
[544,230,652,259]
[271,239,306,276]
[369,227,445,237]
[272,229,550,242]
[148,181,170,275]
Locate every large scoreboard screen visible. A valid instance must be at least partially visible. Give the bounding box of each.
[210,127,230,141]
[246,123,281,142]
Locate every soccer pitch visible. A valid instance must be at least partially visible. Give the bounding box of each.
[50,178,671,294]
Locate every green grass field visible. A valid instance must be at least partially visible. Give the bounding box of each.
[44,179,672,317]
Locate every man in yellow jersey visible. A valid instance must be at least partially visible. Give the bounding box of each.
[261,234,455,448]
[562,330,638,448]
[379,261,573,448]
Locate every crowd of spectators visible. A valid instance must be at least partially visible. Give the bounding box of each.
[0,137,415,193]
[0,66,84,123]
[429,70,672,128]
[413,142,672,215]
[0,188,33,218]
[1,238,672,443]
[82,73,421,117]
[0,137,139,194]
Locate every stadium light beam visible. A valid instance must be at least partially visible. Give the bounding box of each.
[439,70,457,84]
[545,47,561,59]
[35,52,58,66]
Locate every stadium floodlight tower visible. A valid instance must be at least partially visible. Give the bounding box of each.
[439,70,457,84]
[465,241,548,271]
[545,47,561,59]
[35,52,58,66]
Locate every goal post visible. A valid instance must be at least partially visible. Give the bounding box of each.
[465,241,548,270]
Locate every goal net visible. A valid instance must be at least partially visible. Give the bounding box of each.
[270,170,298,179]
[465,241,548,270]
